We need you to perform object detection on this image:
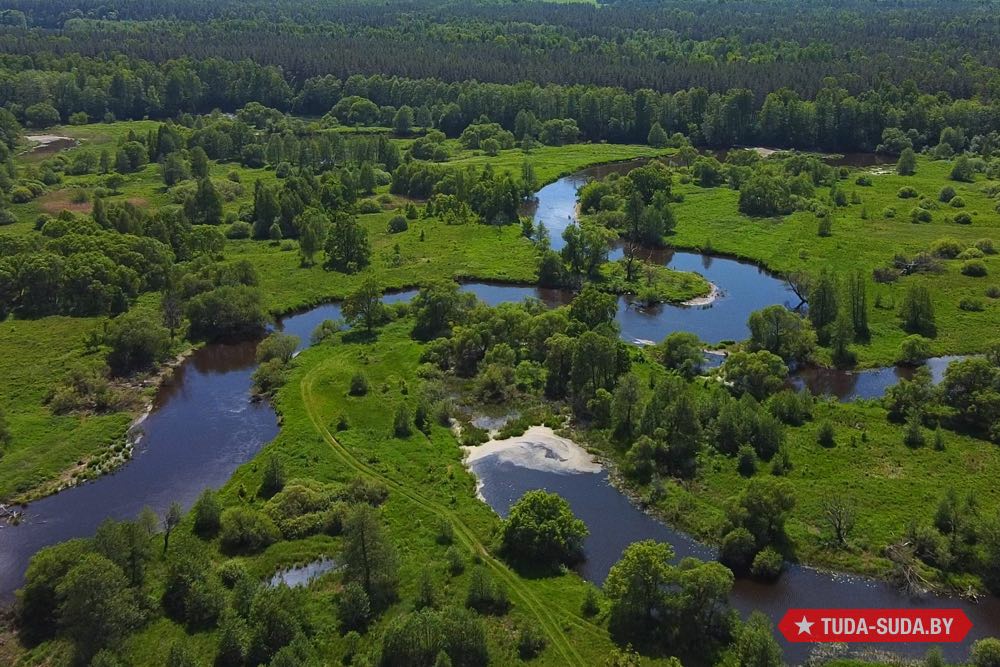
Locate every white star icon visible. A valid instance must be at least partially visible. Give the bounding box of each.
[795,616,814,635]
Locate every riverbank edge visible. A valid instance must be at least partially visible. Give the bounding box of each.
[558,423,985,600]
[0,152,669,507]
[5,345,202,506]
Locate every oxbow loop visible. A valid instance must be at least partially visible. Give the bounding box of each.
[778,609,972,643]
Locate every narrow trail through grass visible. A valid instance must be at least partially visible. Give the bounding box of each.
[300,356,600,665]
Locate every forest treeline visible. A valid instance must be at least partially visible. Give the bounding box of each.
[2,52,999,153]
[0,0,998,151]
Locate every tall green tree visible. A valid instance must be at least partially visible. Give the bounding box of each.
[324,213,371,273]
[342,275,386,333]
[342,505,399,609]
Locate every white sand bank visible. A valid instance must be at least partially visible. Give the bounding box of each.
[463,426,601,475]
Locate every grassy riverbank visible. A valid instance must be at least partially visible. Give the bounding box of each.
[0,128,669,502]
[100,317,624,666]
[666,155,999,366]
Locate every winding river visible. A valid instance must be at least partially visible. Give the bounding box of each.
[1,162,992,664]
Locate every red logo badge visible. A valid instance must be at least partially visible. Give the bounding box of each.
[778,609,972,643]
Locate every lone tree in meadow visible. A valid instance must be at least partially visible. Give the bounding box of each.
[896,147,917,175]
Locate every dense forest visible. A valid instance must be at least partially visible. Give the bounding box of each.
[0,0,998,151]
[3,2,1000,667]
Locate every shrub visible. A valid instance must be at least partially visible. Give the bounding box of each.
[750,547,784,580]
[435,518,454,545]
[193,489,223,537]
[938,186,956,202]
[954,212,973,225]
[260,455,286,497]
[720,527,757,573]
[349,372,369,396]
[387,215,408,234]
[971,637,1000,667]
[338,582,372,632]
[466,567,509,614]
[357,199,380,213]
[737,445,757,477]
[855,175,872,186]
[975,238,996,254]
[393,403,412,437]
[897,186,918,199]
[882,206,896,218]
[950,196,966,208]
[768,390,814,426]
[581,588,600,617]
[958,247,985,260]
[445,546,465,575]
[929,238,964,258]
[217,560,249,588]
[987,286,1000,299]
[499,490,588,568]
[0,209,17,226]
[903,416,926,448]
[817,216,832,237]
[909,207,932,223]
[897,335,932,365]
[959,298,985,312]
[817,421,836,448]
[961,260,988,277]
[219,507,280,553]
[517,624,547,660]
[226,221,252,239]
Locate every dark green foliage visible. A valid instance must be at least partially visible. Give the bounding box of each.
[349,372,370,396]
[817,421,836,447]
[192,489,222,537]
[737,445,757,477]
[324,213,371,273]
[337,582,372,632]
[750,547,784,580]
[657,332,704,378]
[343,504,399,609]
[185,285,267,340]
[747,305,815,361]
[219,507,280,553]
[260,454,286,497]
[499,490,588,569]
[104,308,171,375]
[387,215,409,234]
[16,539,93,644]
[733,612,784,667]
[56,553,143,662]
[379,607,488,667]
[393,403,412,437]
[897,148,917,175]
[899,284,936,336]
[465,567,509,615]
[517,623,547,660]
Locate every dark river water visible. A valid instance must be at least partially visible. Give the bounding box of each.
[1,161,991,665]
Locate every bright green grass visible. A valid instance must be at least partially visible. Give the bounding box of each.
[668,156,1000,365]
[449,142,672,184]
[0,134,665,502]
[114,318,629,666]
[225,210,540,314]
[577,354,1000,587]
[0,315,134,501]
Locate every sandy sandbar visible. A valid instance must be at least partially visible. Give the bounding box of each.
[462,426,602,475]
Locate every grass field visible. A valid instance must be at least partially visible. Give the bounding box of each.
[0,126,668,502]
[667,156,999,366]
[104,318,625,666]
